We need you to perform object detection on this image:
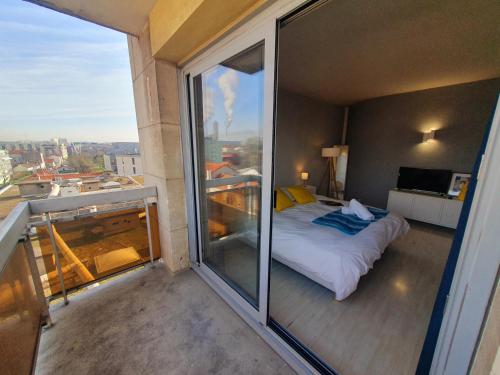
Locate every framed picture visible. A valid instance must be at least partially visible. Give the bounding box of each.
[448,173,471,196]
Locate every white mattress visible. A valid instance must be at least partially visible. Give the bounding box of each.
[272,200,409,300]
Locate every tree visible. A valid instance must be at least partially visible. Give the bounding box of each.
[67,155,95,173]
[239,137,262,170]
[93,154,104,170]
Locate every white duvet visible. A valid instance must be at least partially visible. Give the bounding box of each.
[272,200,409,300]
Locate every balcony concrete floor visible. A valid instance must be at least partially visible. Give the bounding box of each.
[35,265,292,375]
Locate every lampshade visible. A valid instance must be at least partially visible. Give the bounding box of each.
[322,146,341,158]
[300,172,309,181]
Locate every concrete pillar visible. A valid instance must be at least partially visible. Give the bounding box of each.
[128,23,189,273]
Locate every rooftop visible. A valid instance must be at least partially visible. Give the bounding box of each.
[16,179,52,185]
[206,162,233,172]
[0,185,26,222]
[116,153,141,157]
[31,172,102,181]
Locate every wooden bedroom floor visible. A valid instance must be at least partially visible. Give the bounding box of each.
[269,221,454,375]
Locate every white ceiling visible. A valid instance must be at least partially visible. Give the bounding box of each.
[278,0,500,105]
[26,0,157,35]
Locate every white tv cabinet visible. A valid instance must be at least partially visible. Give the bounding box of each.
[387,189,463,229]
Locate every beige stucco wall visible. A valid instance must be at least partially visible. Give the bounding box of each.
[149,0,269,63]
[128,23,189,273]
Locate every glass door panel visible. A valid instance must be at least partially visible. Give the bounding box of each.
[192,42,264,307]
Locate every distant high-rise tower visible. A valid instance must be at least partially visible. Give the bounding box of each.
[51,137,68,146]
[213,120,219,141]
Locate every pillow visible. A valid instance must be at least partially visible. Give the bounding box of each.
[285,186,316,204]
[281,187,296,202]
[275,188,294,212]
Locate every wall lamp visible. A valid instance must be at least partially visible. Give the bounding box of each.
[422,130,436,143]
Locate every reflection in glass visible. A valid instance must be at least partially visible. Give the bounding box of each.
[194,43,264,306]
[33,205,161,297]
[0,243,42,375]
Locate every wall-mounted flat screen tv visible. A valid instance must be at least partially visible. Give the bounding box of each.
[397,167,452,195]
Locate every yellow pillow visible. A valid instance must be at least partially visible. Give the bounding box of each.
[285,186,316,204]
[275,188,294,212]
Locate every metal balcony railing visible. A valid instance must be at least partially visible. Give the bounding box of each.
[204,174,261,189]
[0,186,158,375]
[202,175,261,241]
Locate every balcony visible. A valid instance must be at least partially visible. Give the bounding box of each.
[0,187,290,375]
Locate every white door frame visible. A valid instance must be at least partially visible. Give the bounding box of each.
[177,0,500,373]
[430,96,500,375]
[182,19,275,325]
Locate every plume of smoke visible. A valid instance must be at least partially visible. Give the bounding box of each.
[203,87,214,123]
[217,70,239,134]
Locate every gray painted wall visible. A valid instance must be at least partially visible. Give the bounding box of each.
[345,78,500,208]
[274,89,344,194]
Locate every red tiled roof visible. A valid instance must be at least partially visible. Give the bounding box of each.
[28,172,102,181]
[206,162,232,172]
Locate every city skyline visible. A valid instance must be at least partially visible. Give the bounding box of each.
[0,138,139,144]
[0,0,139,142]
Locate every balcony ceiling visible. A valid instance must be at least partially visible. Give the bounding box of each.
[278,0,500,105]
[26,0,157,35]
[27,0,269,63]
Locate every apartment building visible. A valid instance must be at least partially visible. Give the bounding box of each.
[103,153,117,173]
[115,154,142,176]
[0,150,13,187]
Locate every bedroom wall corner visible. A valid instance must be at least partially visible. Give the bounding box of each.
[274,89,344,194]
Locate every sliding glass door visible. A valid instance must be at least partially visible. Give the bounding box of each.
[191,43,265,307]
[185,20,275,320]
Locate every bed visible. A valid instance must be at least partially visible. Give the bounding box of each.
[272,197,409,300]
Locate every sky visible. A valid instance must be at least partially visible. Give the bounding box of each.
[202,63,264,143]
[0,0,138,143]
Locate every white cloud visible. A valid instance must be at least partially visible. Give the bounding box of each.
[203,86,214,123]
[217,69,239,134]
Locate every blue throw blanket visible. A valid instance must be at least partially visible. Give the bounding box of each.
[312,207,389,235]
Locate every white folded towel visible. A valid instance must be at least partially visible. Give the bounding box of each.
[343,199,374,221]
[341,206,353,215]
